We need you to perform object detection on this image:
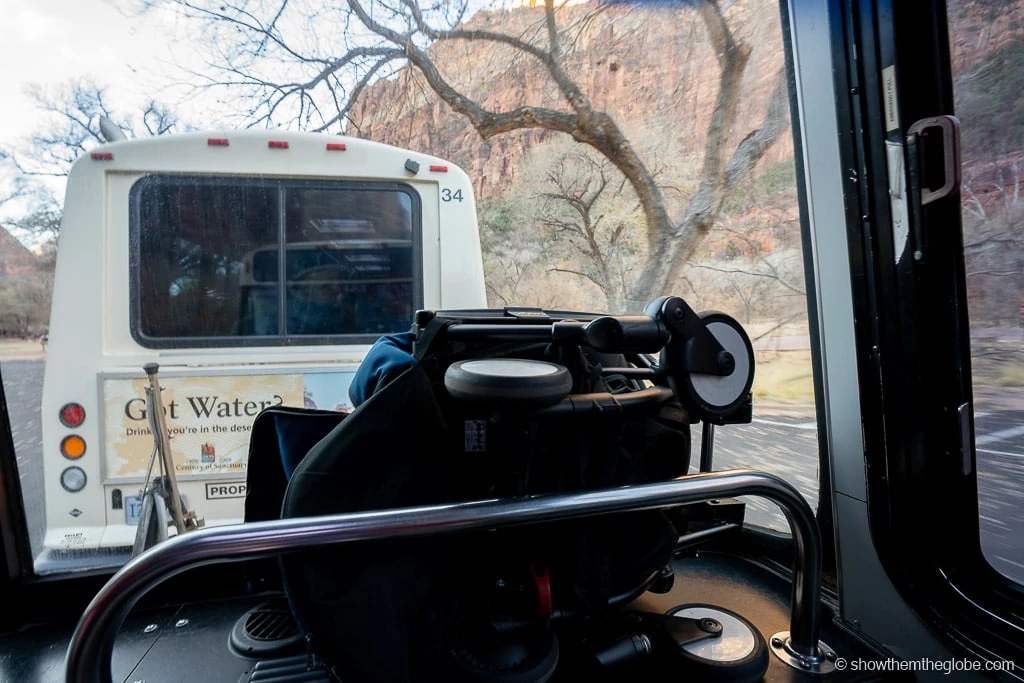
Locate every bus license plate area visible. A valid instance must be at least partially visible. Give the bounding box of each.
[125,496,142,526]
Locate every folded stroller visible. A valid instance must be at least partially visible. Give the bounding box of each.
[268,296,754,683]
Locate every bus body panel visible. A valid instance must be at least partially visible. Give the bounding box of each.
[39,131,485,566]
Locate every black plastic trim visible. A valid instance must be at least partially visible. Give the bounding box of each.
[0,363,36,622]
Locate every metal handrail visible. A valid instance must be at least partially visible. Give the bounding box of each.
[65,469,823,683]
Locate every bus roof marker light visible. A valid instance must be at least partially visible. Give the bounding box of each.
[208,138,230,146]
[268,140,289,149]
[429,165,448,173]
[326,143,347,151]
[90,152,113,161]
[61,435,87,460]
[59,402,86,428]
[60,467,87,493]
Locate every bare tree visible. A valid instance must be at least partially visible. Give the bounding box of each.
[534,149,639,311]
[1,80,182,181]
[478,193,547,306]
[695,222,805,296]
[152,0,789,306]
[0,276,53,337]
[2,191,63,256]
[1,80,187,244]
[961,161,1024,325]
[0,81,188,336]
[0,217,54,337]
[485,259,530,306]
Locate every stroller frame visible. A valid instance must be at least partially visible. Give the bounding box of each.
[66,296,832,681]
[66,469,830,683]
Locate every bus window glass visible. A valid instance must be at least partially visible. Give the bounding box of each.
[283,187,418,336]
[134,178,422,344]
[948,0,1024,586]
[134,178,279,339]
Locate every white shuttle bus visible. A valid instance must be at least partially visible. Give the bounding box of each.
[39,130,486,570]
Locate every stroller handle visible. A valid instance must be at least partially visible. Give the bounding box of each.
[429,296,755,421]
[443,315,670,354]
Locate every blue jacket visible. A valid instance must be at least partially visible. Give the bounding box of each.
[348,332,417,407]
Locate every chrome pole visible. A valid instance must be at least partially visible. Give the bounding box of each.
[699,421,715,472]
[65,469,822,683]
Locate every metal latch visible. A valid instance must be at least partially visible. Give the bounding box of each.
[906,115,961,205]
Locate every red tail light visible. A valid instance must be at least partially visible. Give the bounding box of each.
[60,403,86,428]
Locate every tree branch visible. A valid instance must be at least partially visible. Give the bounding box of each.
[692,263,804,296]
[629,0,784,306]
[346,0,671,253]
[549,266,607,292]
[311,53,403,131]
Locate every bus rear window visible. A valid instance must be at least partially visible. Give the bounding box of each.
[249,244,414,283]
[130,176,421,346]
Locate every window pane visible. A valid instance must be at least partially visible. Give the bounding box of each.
[948,0,1024,585]
[470,2,817,532]
[284,188,417,336]
[0,0,815,580]
[134,177,279,340]
[134,179,421,343]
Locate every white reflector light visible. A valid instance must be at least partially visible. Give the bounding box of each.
[61,467,87,493]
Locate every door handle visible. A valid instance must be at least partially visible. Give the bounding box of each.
[906,115,961,205]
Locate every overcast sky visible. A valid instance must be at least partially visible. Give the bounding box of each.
[0,0,500,235]
[0,0,197,147]
[0,0,205,233]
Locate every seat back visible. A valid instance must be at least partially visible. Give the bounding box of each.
[242,406,348,593]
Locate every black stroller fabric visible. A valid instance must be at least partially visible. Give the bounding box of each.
[245,406,350,524]
[280,364,462,681]
[242,406,349,593]
[278,323,692,682]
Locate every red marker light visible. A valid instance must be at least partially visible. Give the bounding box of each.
[207,138,229,146]
[268,140,289,149]
[59,403,86,428]
[326,143,347,151]
[90,152,113,161]
[429,165,448,172]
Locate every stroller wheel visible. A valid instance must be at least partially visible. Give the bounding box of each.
[670,313,755,418]
[663,604,769,683]
[449,621,560,683]
[444,359,572,407]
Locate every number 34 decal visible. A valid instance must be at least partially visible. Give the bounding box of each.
[441,188,464,202]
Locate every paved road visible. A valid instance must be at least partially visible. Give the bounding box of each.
[973,409,1024,580]
[702,412,1024,582]
[2,359,1021,584]
[696,417,819,527]
[1,360,46,559]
